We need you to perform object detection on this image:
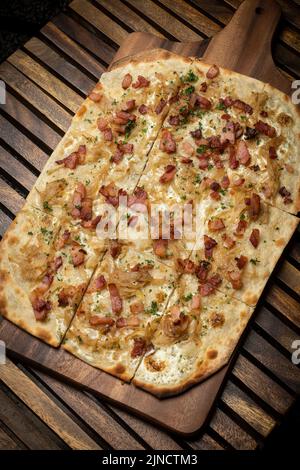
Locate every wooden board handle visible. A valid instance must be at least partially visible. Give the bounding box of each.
[203,0,291,93]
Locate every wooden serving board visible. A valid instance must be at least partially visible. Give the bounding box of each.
[0,0,295,436]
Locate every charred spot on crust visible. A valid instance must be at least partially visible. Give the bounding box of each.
[207,349,218,360]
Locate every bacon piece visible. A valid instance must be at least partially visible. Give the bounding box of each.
[131,337,146,358]
[211,152,224,169]
[232,177,245,187]
[194,94,212,109]
[32,297,52,321]
[249,228,260,248]
[208,218,225,232]
[229,146,239,169]
[199,273,222,296]
[99,183,126,208]
[245,193,261,220]
[159,165,176,183]
[269,146,277,160]
[102,128,113,141]
[153,239,168,258]
[108,283,123,314]
[210,181,220,192]
[130,301,144,315]
[236,255,248,269]
[168,115,180,126]
[255,120,276,137]
[221,113,231,121]
[114,110,136,125]
[58,286,80,307]
[208,136,223,149]
[159,130,176,154]
[128,186,148,210]
[90,316,115,327]
[119,142,134,154]
[204,235,217,259]
[176,258,196,274]
[233,99,253,115]
[195,260,211,283]
[116,316,140,328]
[181,157,192,164]
[122,73,132,89]
[210,190,221,201]
[223,96,234,107]
[236,140,251,165]
[71,246,86,267]
[182,141,194,156]
[88,275,107,293]
[191,294,201,309]
[138,104,148,114]
[110,240,122,259]
[97,117,108,131]
[206,64,219,79]
[53,256,63,272]
[279,186,292,204]
[221,175,230,189]
[132,75,150,88]
[244,126,258,140]
[56,230,70,249]
[155,99,167,115]
[222,234,236,249]
[111,147,124,164]
[190,128,202,139]
[122,99,136,111]
[220,122,235,145]
[227,270,243,289]
[89,92,102,102]
[80,198,92,221]
[81,215,101,229]
[56,144,86,169]
[234,219,248,236]
[198,156,209,170]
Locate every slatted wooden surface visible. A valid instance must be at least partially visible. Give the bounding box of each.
[0,0,299,450]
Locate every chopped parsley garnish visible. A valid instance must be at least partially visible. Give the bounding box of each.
[179,105,188,114]
[183,85,195,95]
[207,164,213,170]
[216,102,226,111]
[147,301,159,315]
[183,293,193,302]
[194,174,201,184]
[219,189,227,196]
[125,119,136,139]
[196,145,208,154]
[240,115,247,120]
[27,231,33,235]
[239,213,246,220]
[250,258,260,265]
[85,179,90,185]
[43,201,53,212]
[182,70,198,83]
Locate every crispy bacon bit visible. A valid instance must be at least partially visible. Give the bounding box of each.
[110,240,122,259]
[227,270,243,289]
[130,301,144,315]
[222,234,236,249]
[122,99,136,111]
[116,317,140,328]
[221,113,231,121]
[153,239,168,258]
[56,230,70,249]
[58,286,80,307]
[102,128,113,141]
[181,157,193,164]
[32,298,51,321]
[91,275,107,292]
[132,75,150,89]
[208,218,225,232]
[206,64,219,79]
[210,181,220,192]
[138,104,148,114]
[269,146,277,159]
[114,110,136,125]
[90,316,115,327]
[89,92,102,102]
[229,146,239,169]
[279,186,292,204]
[159,130,176,154]
[81,215,102,229]
[204,235,217,259]
[208,136,222,149]
[122,73,132,89]
[71,246,86,267]
[232,176,245,187]
[250,164,260,172]
[99,183,126,208]
[128,186,148,210]
[245,193,261,220]
[80,198,93,221]
[182,141,194,156]
[236,255,248,269]
[235,219,248,236]
[191,94,211,109]
[168,115,180,126]
[191,294,201,309]
[244,126,258,141]
[236,140,251,165]
[220,121,235,145]
[233,99,253,115]
[195,260,211,283]
[155,99,167,115]
[96,117,107,131]
[250,228,260,248]
[56,145,86,169]
[221,175,230,189]
[255,120,276,137]
[53,256,63,272]
[260,110,268,117]
[111,147,124,164]
[190,128,202,139]
[200,81,208,92]
[108,283,123,314]
[210,191,221,201]
[198,156,209,170]
[159,164,176,183]
[131,337,146,358]
[176,258,196,274]
[199,273,222,296]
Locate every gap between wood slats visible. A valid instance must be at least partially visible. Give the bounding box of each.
[209,408,258,449]
[39,23,105,80]
[52,13,116,66]
[266,284,300,330]
[0,62,71,134]
[0,209,13,237]
[0,420,27,450]
[23,37,96,97]
[0,178,25,216]
[0,145,36,192]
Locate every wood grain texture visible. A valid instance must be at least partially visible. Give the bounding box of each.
[0,0,299,449]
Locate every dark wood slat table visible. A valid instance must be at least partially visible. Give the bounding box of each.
[0,0,299,450]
